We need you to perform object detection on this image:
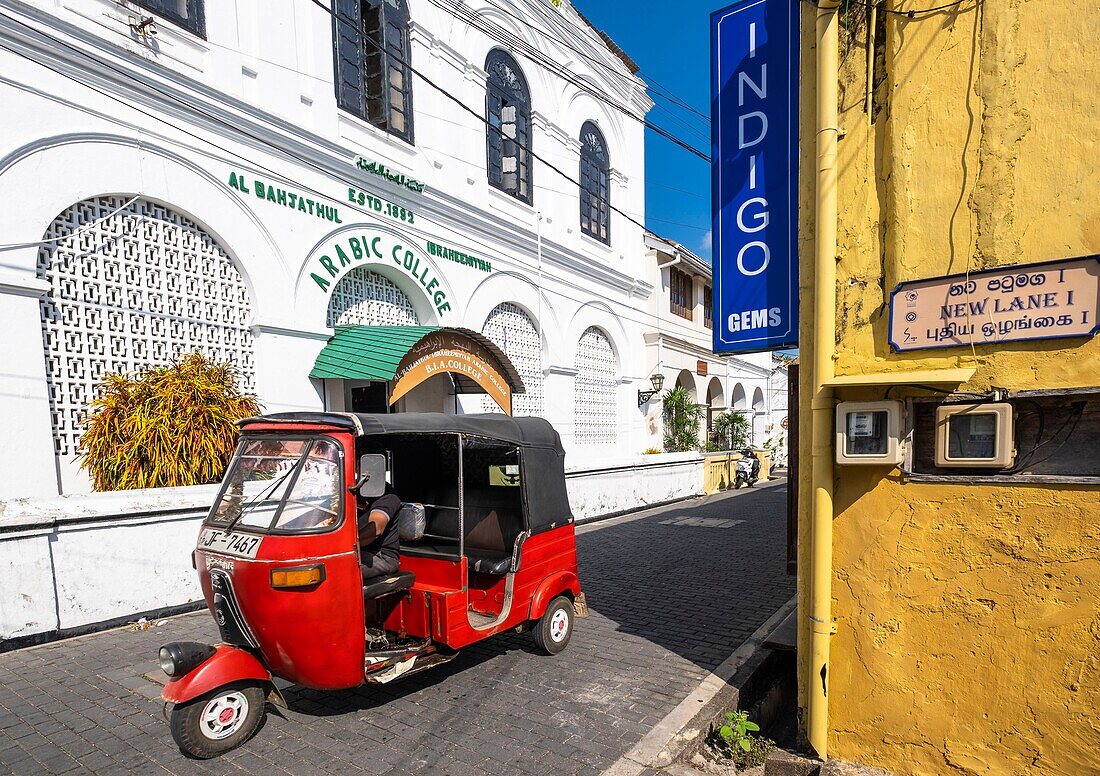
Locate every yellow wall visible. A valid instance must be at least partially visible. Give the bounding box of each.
[797,1,1100,773]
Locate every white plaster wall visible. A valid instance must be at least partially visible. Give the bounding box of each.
[0,485,218,643]
[0,0,656,497]
[0,458,702,643]
[50,517,205,631]
[566,453,703,521]
[0,535,56,641]
[0,286,58,497]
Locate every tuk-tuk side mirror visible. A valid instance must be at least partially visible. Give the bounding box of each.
[356,454,387,498]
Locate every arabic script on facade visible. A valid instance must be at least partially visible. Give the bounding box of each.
[354,156,425,193]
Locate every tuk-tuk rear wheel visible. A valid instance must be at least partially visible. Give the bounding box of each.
[533,596,574,655]
[169,682,266,759]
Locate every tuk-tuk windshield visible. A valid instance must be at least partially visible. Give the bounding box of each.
[208,436,343,533]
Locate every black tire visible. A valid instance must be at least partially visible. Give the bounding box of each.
[169,682,266,759]
[734,475,745,489]
[533,596,574,655]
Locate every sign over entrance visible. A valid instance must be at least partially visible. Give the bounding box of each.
[390,330,516,414]
[711,0,800,354]
[888,255,1100,351]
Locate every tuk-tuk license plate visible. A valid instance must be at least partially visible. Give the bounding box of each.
[197,529,263,559]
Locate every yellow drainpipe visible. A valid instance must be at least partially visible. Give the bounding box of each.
[808,0,840,759]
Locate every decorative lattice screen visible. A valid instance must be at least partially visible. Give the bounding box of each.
[481,302,543,416]
[327,268,420,327]
[37,196,255,456]
[574,326,617,444]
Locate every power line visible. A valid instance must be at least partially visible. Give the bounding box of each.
[418,0,709,160]
[0,21,722,340]
[804,0,975,17]
[475,0,710,123]
[303,0,688,231]
[427,0,709,158]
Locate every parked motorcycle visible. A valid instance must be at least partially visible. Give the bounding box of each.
[734,449,760,488]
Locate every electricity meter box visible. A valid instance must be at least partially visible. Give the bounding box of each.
[835,401,903,465]
[935,402,1015,468]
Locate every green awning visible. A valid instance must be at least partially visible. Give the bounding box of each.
[310,326,442,381]
[309,326,525,394]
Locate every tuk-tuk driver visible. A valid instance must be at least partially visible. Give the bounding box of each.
[357,484,403,581]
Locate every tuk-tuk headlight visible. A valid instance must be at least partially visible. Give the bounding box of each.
[158,642,216,678]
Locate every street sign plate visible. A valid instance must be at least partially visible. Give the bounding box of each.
[711,0,800,354]
[888,255,1100,352]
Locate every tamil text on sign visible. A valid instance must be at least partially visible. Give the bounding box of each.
[888,255,1099,352]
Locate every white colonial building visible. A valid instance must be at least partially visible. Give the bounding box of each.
[642,233,788,454]
[0,0,663,498]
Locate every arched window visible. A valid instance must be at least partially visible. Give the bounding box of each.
[481,303,542,415]
[574,327,617,444]
[37,196,255,458]
[579,121,610,243]
[327,268,420,327]
[334,0,414,143]
[485,50,532,204]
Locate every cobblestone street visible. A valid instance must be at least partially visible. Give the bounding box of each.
[0,481,794,776]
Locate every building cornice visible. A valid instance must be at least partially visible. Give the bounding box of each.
[0,3,647,298]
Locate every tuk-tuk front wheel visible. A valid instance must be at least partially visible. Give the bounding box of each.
[533,596,574,655]
[169,682,266,759]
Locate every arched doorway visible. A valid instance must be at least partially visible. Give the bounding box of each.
[310,326,525,415]
[706,376,725,445]
[675,369,697,400]
[752,387,766,446]
[731,382,747,410]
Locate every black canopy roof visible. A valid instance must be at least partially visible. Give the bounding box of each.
[243,412,564,452]
[241,412,572,532]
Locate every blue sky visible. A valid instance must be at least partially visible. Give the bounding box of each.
[574,0,719,260]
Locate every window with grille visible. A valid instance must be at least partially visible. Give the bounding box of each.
[704,284,713,329]
[486,50,532,204]
[574,327,617,444]
[134,0,205,37]
[333,0,414,143]
[327,268,420,327]
[579,121,610,244]
[670,267,693,320]
[37,196,255,457]
[481,303,543,416]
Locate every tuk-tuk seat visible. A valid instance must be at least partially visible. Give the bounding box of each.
[466,550,510,575]
[362,570,415,600]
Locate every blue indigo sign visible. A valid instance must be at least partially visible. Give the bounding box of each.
[711,0,800,354]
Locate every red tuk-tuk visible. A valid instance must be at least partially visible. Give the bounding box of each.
[158,412,584,759]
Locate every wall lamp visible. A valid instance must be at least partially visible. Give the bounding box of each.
[638,373,665,407]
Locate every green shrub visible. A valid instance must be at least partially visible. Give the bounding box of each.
[79,352,261,491]
[707,710,775,770]
[712,410,751,451]
[662,386,703,452]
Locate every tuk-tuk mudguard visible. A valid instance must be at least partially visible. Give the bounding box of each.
[162,644,271,705]
[528,571,582,621]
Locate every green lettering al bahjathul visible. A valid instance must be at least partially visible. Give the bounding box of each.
[228,172,342,224]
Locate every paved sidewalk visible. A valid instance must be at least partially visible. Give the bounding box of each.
[0,481,794,776]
